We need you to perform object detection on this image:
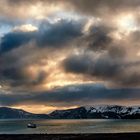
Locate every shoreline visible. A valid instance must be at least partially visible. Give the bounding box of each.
[0,132,140,140]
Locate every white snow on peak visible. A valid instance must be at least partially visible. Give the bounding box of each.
[84,105,140,115]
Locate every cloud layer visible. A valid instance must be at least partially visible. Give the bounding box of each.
[0,84,140,107]
[0,0,140,112]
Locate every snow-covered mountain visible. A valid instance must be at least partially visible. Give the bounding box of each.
[49,105,140,119]
[0,105,140,119]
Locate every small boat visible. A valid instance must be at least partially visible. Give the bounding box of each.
[27,123,37,128]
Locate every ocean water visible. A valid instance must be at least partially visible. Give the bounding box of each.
[0,119,139,134]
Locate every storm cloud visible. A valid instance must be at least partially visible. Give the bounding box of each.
[0,31,36,53]
[63,52,123,84]
[0,0,140,112]
[62,42,140,87]
[68,0,140,16]
[0,84,140,107]
[37,20,83,47]
[0,19,83,54]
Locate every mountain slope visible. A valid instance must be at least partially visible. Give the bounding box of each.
[0,105,140,119]
[49,105,140,119]
[0,107,49,119]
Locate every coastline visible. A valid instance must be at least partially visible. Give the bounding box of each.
[0,133,140,140]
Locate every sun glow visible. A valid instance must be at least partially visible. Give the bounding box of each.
[11,105,78,114]
[23,54,95,91]
[116,14,137,33]
[112,13,138,40]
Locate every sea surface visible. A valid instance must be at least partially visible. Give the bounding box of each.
[0,119,139,134]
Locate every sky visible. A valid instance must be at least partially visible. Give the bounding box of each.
[0,0,140,113]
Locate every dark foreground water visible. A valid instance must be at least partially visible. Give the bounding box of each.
[0,119,139,134]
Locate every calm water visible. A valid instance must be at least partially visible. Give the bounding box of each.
[0,119,139,134]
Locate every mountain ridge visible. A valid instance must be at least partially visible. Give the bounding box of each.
[0,105,140,119]
[0,107,49,119]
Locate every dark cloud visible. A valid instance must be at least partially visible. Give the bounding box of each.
[87,29,112,51]
[0,62,47,89]
[0,19,83,54]
[7,0,38,4]
[108,46,126,58]
[3,0,140,18]
[82,25,113,51]
[1,0,140,21]
[0,43,49,90]
[63,52,123,81]
[2,67,25,81]
[0,84,140,106]
[116,71,140,87]
[6,0,56,5]
[62,23,126,80]
[0,18,84,90]
[62,49,140,87]
[0,31,36,54]
[37,20,83,47]
[92,54,122,78]
[63,54,94,74]
[68,0,140,16]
